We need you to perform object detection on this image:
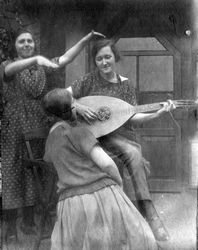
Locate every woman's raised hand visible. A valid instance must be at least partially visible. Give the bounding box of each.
[36,56,59,68]
[90,30,106,39]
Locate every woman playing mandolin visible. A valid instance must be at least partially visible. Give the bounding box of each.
[67,38,175,241]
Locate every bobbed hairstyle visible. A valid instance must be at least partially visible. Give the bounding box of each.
[43,88,73,119]
[91,39,121,66]
[14,28,35,41]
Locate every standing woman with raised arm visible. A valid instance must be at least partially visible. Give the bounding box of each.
[0,28,104,241]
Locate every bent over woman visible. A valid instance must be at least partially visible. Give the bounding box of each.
[43,88,158,250]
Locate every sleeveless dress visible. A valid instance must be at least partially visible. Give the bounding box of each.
[44,123,158,250]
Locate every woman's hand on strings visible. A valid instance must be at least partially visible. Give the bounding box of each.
[76,103,98,124]
[157,100,176,116]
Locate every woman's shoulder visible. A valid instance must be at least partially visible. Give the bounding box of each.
[81,70,97,81]
[72,125,94,138]
[0,58,14,67]
[73,71,98,87]
[49,122,92,139]
[0,59,15,83]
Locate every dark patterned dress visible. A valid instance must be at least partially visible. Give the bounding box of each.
[0,59,53,209]
[72,69,137,106]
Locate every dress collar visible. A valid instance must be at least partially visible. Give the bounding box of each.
[96,70,128,84]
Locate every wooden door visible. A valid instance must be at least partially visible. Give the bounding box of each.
[116,37,182,192]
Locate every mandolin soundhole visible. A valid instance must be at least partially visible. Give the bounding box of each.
[97,106,111,121]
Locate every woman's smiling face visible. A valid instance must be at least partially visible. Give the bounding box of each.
[15,32,35,58]
[95,45,116,76]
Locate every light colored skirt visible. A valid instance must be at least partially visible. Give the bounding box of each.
[51,185,158,250]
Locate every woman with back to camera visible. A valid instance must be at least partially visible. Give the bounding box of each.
[43,87,158,250]
[67,38,174,241]
[0,28,104,240]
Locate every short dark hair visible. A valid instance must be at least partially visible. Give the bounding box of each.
[14,28,35,41]
[43,88,72,119]
[91,39,120,66]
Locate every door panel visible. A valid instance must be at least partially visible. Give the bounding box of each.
[135,128,181,192]
[116,37,181,192]
[139,56,174,92]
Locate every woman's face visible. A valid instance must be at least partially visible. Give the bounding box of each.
[15,32,35,58]
[95,45,116,75]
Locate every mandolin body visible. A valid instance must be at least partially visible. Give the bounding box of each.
[77,96,134,138]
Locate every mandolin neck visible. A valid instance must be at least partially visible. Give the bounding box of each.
[134,102,163,114]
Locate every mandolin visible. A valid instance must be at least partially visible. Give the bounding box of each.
[77,95,197,138]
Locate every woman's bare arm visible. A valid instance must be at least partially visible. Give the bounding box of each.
[130,101,175,124]
[5,56,59,77]
[58,31,105,67]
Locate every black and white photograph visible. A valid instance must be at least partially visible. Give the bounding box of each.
[0,0,197,249]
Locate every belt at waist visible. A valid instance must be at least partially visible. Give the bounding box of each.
[58,177,117,201]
